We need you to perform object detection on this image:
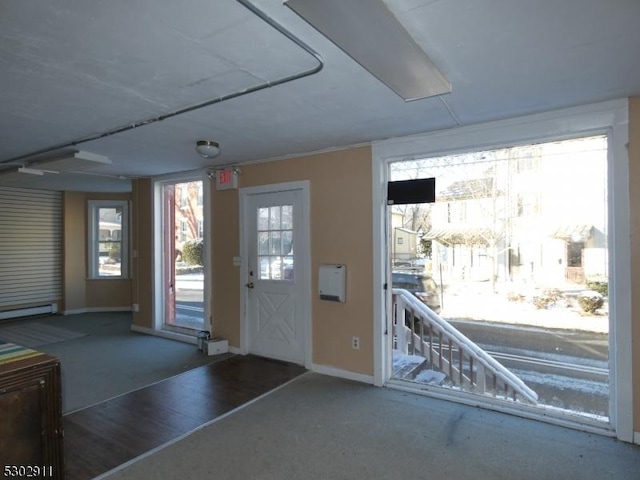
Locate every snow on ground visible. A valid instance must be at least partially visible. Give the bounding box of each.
[414,369,447,384]
[392,352,425,371]
[175,273,204,290]
[509,368,609,395]
[392,282,610,418]
[439,281,608,333]
[392,350,447,384]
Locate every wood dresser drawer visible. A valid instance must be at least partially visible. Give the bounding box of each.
[0,343,63,479]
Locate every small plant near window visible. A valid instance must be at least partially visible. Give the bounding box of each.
[586,281,608,297]
[577,291,604,314]
[182,239,204,266]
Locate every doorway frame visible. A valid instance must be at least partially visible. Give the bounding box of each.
[239,181,312,368]
[152,171,212,343]
[372,99,632,442]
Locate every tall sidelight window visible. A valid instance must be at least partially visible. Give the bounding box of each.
[88,200,129,278]
[159,179,205,332]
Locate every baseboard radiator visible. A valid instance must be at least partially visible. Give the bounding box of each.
[0,303,58,321]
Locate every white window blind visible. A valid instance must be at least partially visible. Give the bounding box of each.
[0,186,62,309]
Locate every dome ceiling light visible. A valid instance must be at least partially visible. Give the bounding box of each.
[195,140,221,159]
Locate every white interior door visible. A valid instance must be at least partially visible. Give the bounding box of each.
[242,184,310,365]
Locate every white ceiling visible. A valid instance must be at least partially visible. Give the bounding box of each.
[1,0,639,192]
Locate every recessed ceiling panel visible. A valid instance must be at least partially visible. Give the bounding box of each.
[35,151,111,173]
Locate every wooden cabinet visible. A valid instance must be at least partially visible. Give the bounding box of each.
[0,343,63,479]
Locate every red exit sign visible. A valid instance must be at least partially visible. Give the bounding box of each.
[216,169,238,190]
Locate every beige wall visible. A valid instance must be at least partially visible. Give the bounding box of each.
[629,97,640,433]
[125,99,640,429]
[212,146,374,375]
[131,178,154,328]
[63,191,87,310]
[62,191,132,312]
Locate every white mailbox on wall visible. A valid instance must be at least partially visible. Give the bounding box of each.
[319,264,346,302]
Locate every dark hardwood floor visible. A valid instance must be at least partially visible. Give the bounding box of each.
[63,355,306,480]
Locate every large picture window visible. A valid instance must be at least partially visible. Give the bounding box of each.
[88,200,129,278]
[373,99,631,442]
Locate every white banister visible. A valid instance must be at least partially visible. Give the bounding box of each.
[392,288,538,405]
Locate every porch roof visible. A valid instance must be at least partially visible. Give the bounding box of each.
[550,224,593,241]
[424,226,494,245]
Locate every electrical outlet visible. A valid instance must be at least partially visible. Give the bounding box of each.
[352,336,360,350]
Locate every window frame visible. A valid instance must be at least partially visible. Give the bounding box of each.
[179,218,188,242]
[372,99,631,442]
[197,219,204,239]
[87,200,130,279]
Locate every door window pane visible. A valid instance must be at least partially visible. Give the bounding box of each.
[269,232,282,255]
[258,232,269,255]
[258,208,269,230]
[281,205,293,229]
[282,231,293,255]
[269,206,281,230]
[260,257,271,280]
[257,204,294,281]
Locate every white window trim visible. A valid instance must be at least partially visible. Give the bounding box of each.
[87,200,130,279]
[372,98,632,442]
[197,219,204,239]
[180,219,188,242]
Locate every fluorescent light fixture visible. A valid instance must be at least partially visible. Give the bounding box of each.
[17,167,45,176]
[36,151,111,172]
[285,0,451,101]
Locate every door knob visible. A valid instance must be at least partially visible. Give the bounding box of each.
[246,282,254,289]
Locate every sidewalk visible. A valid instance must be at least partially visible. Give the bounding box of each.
[175,273,204,290]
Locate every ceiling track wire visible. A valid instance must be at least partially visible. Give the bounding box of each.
[1,0,324,166]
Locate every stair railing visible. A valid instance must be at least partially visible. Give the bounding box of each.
[392,288,538,405]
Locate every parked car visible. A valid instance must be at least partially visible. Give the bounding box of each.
[392,271,441,314]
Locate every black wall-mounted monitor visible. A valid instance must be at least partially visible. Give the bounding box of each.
[387,177,436,205]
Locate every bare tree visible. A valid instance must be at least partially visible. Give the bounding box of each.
[174,181,203,242]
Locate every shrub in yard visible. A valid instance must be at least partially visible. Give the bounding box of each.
[107,243,120,262]
[182,239,204,266]
[532,295,552,309]
[587,281,608,297]
[578,291,604,314]
[542,288,562,303]
[532,288,562,309]
[507,292,525,302]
